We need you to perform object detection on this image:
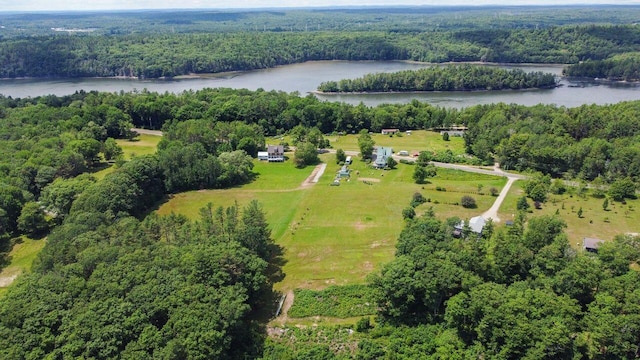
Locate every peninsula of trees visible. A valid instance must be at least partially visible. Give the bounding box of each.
[563,52,640,81]
[317,65,557,93]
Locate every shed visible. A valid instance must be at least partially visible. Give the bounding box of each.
[338,165,350,178]
[381,129,399,135]
[583,237,604,253]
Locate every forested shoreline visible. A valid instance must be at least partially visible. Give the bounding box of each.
[0,23,639,78]
[317,65,557,92]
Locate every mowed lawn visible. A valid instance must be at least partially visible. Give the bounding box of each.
[118,134,162,159]
[157,152,506,292]
[499,182,640,248]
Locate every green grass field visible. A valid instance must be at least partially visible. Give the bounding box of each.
[93,134,162,180]
[323,130,466,156]
[0,236,47,298]
[118,134,162,159]
[81,129,640,314]
[499,182,640,248]
[158,151,506,292]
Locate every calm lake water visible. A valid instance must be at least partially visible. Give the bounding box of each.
[1,61,639,108]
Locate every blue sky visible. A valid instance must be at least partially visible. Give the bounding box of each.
[1,0,638,12]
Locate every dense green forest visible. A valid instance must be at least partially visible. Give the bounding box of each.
[1,6,640,37]
[0,24,639,78]
[564,52,640,81]
[317,65,557,92]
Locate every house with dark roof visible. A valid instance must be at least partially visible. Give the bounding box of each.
[267,145,284,162]
[583,237,604,253]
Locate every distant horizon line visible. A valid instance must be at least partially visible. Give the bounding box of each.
[1,3,639,14]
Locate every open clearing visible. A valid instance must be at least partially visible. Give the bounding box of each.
[158,147,506,292]
[499,182,640,247]
[0,237,47,297]
[117,129,640,322]
[93,133,162,180]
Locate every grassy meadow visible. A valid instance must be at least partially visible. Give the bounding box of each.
[157,143,506,292]
[90,129,639,321]
[93,133,162,180]
[324,130,466,156]
[499,182,640,248]
[0,237,47,298]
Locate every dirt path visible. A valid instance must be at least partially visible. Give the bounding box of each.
[271,290,295,326]
[300,163,327,188]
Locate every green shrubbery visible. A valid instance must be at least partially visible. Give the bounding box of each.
[288,284,376,318]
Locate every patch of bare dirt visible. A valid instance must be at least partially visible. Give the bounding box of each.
[358,177,381,183]
[354,221,374,231]
[300,163,327,188]
[0,274,18,287]
[270,290,295,327]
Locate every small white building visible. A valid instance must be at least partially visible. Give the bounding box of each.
[381,128,400,135]
[257,151,269,161]
[455,216,486,235]
[345,155,352,164]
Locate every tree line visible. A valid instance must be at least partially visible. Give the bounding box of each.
[1,24,640,78]
[318,65,557,92]
[3,6,640,38]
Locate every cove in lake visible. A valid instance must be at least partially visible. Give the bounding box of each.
[0,61,639,108]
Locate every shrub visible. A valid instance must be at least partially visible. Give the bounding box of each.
[402,206,416,220]
[288,285,376,318]
[461,196,477,209]
[517,196,530,211]
[356,317,372,333]
[410,192,426,208]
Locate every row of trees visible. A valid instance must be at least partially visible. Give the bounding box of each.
[1,24,639,78]
[318,65,557,92]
